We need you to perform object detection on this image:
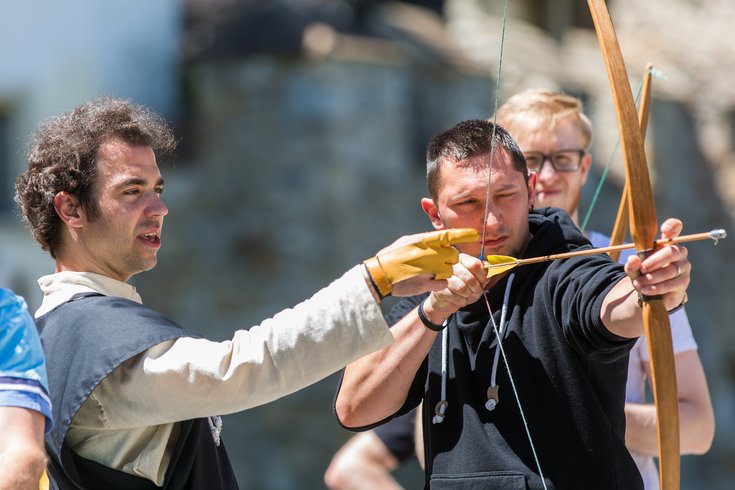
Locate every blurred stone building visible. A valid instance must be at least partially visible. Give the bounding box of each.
[2,0,734,488]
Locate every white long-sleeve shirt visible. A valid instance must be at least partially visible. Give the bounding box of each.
[36,267,393,485]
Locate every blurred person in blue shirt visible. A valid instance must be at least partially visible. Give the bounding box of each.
[0,288,52,489]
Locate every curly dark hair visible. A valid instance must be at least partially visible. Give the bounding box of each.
[426,119,528,200]
[15,97,177,258]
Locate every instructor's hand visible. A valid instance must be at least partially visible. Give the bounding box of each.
[363,229,479,298]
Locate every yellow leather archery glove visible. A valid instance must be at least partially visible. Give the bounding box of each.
[363,228,479,298]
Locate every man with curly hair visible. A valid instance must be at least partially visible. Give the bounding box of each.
[15,97,477,488]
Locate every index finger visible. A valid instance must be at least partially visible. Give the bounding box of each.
[640,244,688,275]
[659,218,683,240]
[425,228,479,247]
[458,253,489,285]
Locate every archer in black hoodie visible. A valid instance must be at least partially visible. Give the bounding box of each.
[335,120,692,489]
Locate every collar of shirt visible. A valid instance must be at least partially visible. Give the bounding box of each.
[35,271,142,318]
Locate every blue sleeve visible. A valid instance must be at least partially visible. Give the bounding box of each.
[0,378,53,433]
[0,289,53,432]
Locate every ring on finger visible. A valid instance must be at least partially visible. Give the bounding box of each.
[674,262,681,279]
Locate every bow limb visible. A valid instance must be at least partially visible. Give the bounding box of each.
[609,63,654,261]
[586,3,680,489]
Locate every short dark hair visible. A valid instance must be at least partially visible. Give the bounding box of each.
[15,97,176,258]
[426,119,527,200]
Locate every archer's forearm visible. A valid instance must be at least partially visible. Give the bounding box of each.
[600,277,645,338]
[335,308,437,428]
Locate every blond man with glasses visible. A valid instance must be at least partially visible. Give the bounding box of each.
[497,88,714,489]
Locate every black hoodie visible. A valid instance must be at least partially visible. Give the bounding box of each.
[354,208,642,490]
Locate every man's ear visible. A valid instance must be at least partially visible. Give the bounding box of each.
[420,197,445,230]
[53,192,85,228]
[579,152,592,186]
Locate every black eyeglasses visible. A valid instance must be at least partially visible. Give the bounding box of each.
[523,149,586,173]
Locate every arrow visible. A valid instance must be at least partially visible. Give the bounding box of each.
[484,229,726,278]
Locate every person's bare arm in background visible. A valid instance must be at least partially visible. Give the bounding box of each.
[325,432,402,490]
[626,350,714,456]
[0,406,46,490]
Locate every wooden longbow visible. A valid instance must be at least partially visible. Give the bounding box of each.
[587,2,680,489]
[609,63,654,262]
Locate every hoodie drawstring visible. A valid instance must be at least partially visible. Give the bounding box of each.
[432,273,515,424]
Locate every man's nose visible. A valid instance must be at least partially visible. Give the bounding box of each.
[483,209,501,229]
[146,194,168,217]
[537,157,559,179]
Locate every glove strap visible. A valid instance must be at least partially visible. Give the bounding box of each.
[363,257,392,299]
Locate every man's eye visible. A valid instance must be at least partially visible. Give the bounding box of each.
[155,187,164,195]
[123,189,140,195]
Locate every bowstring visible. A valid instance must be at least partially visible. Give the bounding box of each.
[482,294,547,486]
[481,2,548,487]
[480,0,507,260]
